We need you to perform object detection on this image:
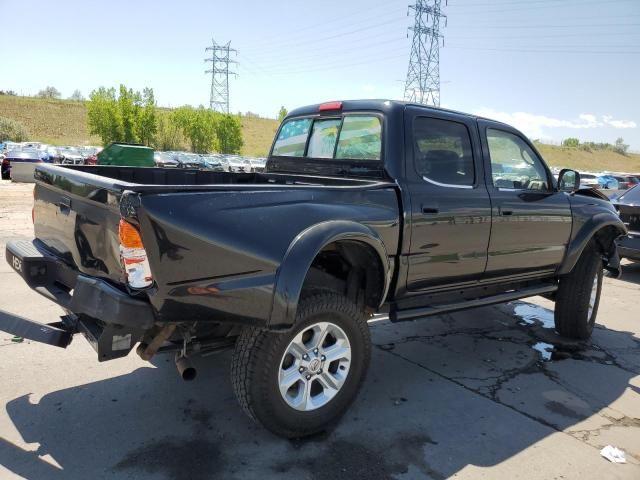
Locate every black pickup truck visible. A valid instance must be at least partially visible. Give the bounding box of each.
[2,100,626,438]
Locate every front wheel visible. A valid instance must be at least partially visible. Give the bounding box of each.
[555,241,603,339]
[231,292,371,438]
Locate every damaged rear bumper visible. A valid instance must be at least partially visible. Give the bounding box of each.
[2,239,156,360]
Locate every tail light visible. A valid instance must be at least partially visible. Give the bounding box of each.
[119,219,153,288]
[32,187,35,224]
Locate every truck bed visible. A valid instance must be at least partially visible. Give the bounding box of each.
[32,163,400,327]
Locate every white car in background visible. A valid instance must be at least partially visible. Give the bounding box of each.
[579,172,599,189]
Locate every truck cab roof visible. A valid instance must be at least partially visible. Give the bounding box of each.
[286,99,512,129]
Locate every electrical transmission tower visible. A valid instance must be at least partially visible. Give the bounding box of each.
[403,0,446,107]
[205,39,237,113]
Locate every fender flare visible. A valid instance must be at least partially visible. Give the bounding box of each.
[558,211,626,276]
[269,220,390,328]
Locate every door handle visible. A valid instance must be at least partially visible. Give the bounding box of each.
[58,196,71,215]
[499,208,513,216]
[422,207,439,214]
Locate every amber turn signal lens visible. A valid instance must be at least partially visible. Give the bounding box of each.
[119,219,144,249]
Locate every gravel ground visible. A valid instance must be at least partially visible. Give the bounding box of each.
[0,180,639,480]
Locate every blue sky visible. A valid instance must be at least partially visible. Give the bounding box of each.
[1,0,639,148]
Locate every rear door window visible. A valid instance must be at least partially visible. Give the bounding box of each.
[413,117,475,187]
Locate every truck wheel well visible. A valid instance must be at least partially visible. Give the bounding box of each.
[302,240,385,312]
[592,225,619,254]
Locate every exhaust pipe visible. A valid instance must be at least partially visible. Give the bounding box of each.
[175,353,197,381]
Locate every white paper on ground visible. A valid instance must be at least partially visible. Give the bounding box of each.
[600,445,626,464]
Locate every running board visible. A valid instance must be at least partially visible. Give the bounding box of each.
[389,284,558,322]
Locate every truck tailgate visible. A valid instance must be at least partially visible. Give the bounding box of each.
[33,169,124,285]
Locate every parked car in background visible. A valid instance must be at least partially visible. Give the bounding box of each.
[154,151,180,168]
[248,157,267,172]
[44,146,59,163]
[57,146,85,165]
[79,146,100,164]
[3,148,48,182]
[226,155,253,173]
[597,175,619,189]
[175,153,206,169]
[97,143,155,167]
[579,173,599,189]
[2,141,21,153]
[612,185,640,261]
[612,175,639,190]
[200,154,226,172]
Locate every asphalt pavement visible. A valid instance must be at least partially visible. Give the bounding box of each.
[1,180,639,479]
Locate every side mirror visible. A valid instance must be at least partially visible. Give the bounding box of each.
[558,169,580,192]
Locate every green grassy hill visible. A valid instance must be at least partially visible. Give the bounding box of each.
[0,95,100,146]
[0,95,279,157]
[536,143,640,173]
[1,95,638,169]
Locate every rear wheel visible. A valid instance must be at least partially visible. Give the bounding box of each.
[555,241,603,339]
[231,292,370,438]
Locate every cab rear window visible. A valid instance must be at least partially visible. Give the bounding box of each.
[271,118,312,157]
[272,115,381,161]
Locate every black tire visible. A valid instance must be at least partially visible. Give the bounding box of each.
[555,240,603,339]
[231,292,371,438]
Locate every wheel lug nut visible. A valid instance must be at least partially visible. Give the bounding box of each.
[303,354,309,360]
[321,355,326,361]
[318,369,323,374]
[299,367,304,373]
[313,348,318,354]
[306,374,311,380]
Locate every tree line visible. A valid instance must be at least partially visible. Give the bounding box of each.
[561,137,629,155]
[87,84,243,154]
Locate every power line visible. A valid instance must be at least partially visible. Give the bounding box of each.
[204,38,237,114]
[404,0,446,107]
[240,41,640,79]
[448,30,640,39]
[242,36,409,72]
[241,1,402,51]
[447,22,640,28]
[242,17,408,55]
[446,45,640,54]
[448,0,633,7]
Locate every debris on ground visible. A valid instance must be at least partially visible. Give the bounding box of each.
[10,337,23,343]
[600,445,626,463]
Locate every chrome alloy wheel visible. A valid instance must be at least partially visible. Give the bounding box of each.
[278,321,351,411]
[588,274,599,319]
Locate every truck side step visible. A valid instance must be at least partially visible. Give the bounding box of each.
[389,284,558,322]
[0,309,74,348]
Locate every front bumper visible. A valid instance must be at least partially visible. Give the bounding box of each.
[618,235,640,261]
[2,239,156,360]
